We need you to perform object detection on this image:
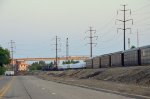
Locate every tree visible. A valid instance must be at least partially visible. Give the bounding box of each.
[62,60,79,64]
[62,61,65,65]
[0,47,11,67]
[0,46,10,75]
[29,61,48,71]
[39,61,46,66]
[131,45,136,49]
[0,67,6,75]
[49,62,54,67]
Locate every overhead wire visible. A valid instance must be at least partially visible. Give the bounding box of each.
[133,3,150,13]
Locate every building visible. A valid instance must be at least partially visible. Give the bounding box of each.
[16,60,29,71]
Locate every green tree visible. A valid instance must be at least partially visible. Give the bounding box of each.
[39,61,46,66]
[62,61,65,65]
[29,61,47,71]
[0,47,11,67]
[71,60,74,64]
[49,62,54,67]
[0,67,6,75]
[62,60,79,64]
[131,45,136,49]
[28,65,36,71]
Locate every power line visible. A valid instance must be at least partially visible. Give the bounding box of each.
[100,32,121,43]
[96,35,122,50]
[97,15,117,32]
[116,5,133,51]
[85,26,98,58]
[100,26,116,38]
[133,3,150,13]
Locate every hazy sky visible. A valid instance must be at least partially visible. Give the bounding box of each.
[0,0,150,58]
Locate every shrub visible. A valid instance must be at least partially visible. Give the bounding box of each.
[0,67,6,75]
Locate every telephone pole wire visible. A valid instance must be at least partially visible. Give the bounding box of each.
[116,5,133,50]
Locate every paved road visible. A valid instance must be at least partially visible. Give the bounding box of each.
[0,76,12,90]
[0,76,137,99]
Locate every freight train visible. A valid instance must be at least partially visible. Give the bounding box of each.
[85,45,150,68]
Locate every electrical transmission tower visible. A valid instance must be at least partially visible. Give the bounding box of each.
[66,38,69,62]
[116,5,133,51]
[53,36,61,69]
[85,26,98,58]
[10,40,15,70]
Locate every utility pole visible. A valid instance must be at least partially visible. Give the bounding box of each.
[10,40,15,71]
[137,29,139,47]
[66,38,69,62]
[54,36,61,70]
[85,26,98,58]
[56,36,58,69]
[116,5,133,51]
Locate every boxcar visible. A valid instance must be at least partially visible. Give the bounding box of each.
[123,48,140,66]
[93,56,101,69]
[110,51,123,67]
[100,54,111,68]
[140,45,150,65]
[85,59,93,69]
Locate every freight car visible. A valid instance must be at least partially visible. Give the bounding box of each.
[110,51,123,67]
[85,45,150,69]
[100,54,111,68]
[123,48,140,66]
[85,58,93,69]
[93,56,101,69]
[140,45,150,65]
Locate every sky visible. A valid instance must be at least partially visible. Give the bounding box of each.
[0,0,150,58]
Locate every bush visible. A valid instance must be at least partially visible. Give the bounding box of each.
[0,67,6,75]
[29,65,36,71]
[36,65,42,70]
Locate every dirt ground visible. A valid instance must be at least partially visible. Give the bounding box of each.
[28,66,150,97]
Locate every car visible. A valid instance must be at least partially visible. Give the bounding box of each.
[5,71,15,76]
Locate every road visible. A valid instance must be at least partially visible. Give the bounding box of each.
[0,76,138,99]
